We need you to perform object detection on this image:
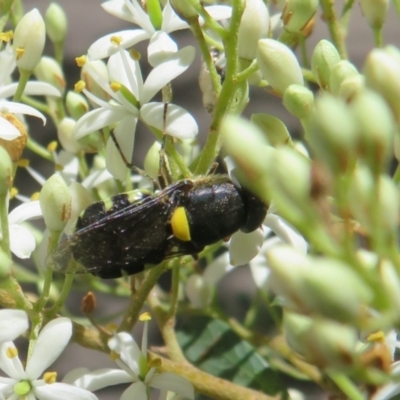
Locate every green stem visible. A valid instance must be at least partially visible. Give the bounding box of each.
[54,42,64,65]
[395,0,400,18]
[373,27,383,48]
[236,59,259,82]
[320,0,348,59]
[393,163,400,184]
[167,261,180,320]
[327,371,364,400]
[12,69,31,102]
[26,137,53,162]
[340,0,355,26]
[47,273,74,318]
[0,194,10,257]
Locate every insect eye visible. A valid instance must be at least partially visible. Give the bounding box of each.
[170,206,191,241]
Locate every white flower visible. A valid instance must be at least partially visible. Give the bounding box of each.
[0,318,98,400]
[5,200,42,259]
[88,0,231,66]
[67,316,194,400]
[0,309,29,343]
[0,44,60,140]
[74,47,197,180]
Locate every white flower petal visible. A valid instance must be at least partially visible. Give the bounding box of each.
[1,81,62,98]
[9,224,36,259]
[229,228,264,266]
[264,214,307,253]
[57,151,80,186]
[0,101,46,125]
[371,361,400,400]
[88,30,151,61]
[150,372,194,400]
[161,1,189,32]
[121,381,147,400]
[8,201,42,225]
[148,31,178,67]
[105,115,137,180]
[73,106,128,139]
[81,169,114,189]
[142,46,195,103]
[65,368,132,392]
[0,117,21,140]
[25,318,72,379]
[0,45,15,86]
[203,5,232,22]
[0,341,26,379]
[141,103,198,139]
[0,310,28,342]
[33,382,98,400]
[108,332,142,375]
[203,252,233,287]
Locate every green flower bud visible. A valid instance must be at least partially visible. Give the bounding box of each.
[350,90,394,173]
[45,3,67,44]
[39,174,72,231]
[329,60,359,95]
[57,118,82,154]
[0,249,12,278]
[238,0,269,60]
[257,38,304,95]
[283,84,314,119]
[360,0,390,30]
[35,56,66,95]
[281,0,318,34]
[144,141,161,180]
[283,312,358,368]
[337,75,365,101]
[379,259,400,315]
[221,115,272,203]
[170,0,198,19]
[66,90,89,120]
[13,9,46,72]
[0,146,13,196]
[308,94,358,173]
[364,47,400,123]
[251,113,293,147]
[311,39,341,90]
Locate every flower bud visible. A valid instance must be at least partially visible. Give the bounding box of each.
[238,0,269,60]
[307,94,358,173]
[284,312,358,368]
[144,141,161,180]
[329,60,359,95]
[337,75,365,101]
[221,115,272,203]
[251,113,293,146]
[0,146,13,196]
[80,59,110,102]
[350,90,394,173]
[311,40,341,90]
[364,47,400,123]
[66,90,89,120]
[170,0,198,19]
[39,174,72,231]
[281,0,318,34]
[57,118,82,154]
[35,56,66,95]
[45,3,67,44]
[360,0,390,30]
[13,9,46,72]
[257,39,304,95]
[282,84,314,119]
[185,274,210,309]
[379,259,400,315]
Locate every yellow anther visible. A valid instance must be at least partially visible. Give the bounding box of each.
[105,323,118,333]
[110,82,121,92]
[30,192,40,201]
[43,371,57,384]
[47,141,58,153]
[74,80,86,93]
[75,55,87,67]
[55,163,64,172]
[367,331,385,343]
[110,350,121,361]
[10,187,18,199]
[16,159,30,168]
[0,31,13,42]
[110,36,123,46]
[170,207,191,242]
[6,346,18,358]
[15,47,25,60]
[139,312,151,322]
[129,49,141,61]
[149,358,162,369]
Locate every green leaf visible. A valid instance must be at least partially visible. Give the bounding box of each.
[177,315,287,396]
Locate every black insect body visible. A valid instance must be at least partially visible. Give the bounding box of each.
[49,175,267,279]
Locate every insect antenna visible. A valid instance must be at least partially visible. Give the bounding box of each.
[109,130,159,190]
